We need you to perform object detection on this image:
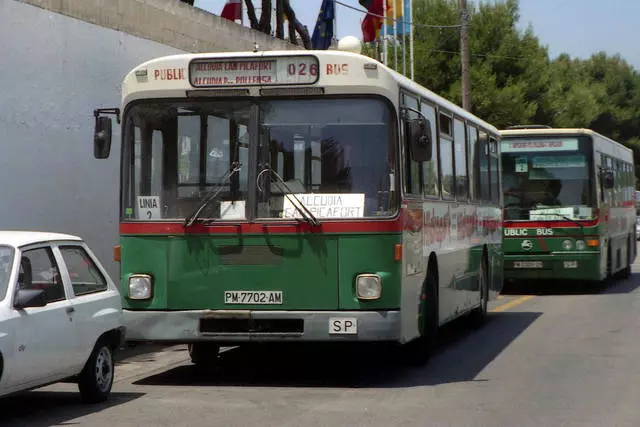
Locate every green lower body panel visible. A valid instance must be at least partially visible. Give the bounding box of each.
[504,252,602,281]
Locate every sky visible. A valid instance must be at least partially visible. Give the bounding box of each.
[194,0,640,69]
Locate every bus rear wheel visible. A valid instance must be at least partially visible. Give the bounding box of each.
[619,235,632,279]
[401,267,438,367]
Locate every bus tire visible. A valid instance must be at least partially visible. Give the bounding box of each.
[401,266,438,367]
[188,343,220,370]
[469,252,489,328]
[619,235,632,279]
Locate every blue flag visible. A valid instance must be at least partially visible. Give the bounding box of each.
[311,0,335,50]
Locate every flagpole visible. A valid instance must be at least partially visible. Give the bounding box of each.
[402,7,406,75]
[383,0,387,66]
[393,0,398,71]
[333,0,337,48]
[240,0,244,26]
[409,0,414,80]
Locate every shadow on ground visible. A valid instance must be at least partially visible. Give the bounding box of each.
[0,391,143,427]
[501,272,640,296]
[134,310,541,389]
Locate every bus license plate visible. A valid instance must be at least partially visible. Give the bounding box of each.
[224,291,283,305]
[329,318,358,335]
[513,261,543,269]
[563,261,578,269]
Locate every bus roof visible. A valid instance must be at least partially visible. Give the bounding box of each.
[121,50,499,135]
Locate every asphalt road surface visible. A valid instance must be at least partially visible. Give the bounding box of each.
[3,248,640,427]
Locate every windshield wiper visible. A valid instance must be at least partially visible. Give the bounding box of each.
[257,166,321,227]
[183,162,242,227]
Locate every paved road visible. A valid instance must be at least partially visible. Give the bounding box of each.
[3,252,640,426]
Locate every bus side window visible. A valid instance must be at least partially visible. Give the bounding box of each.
[453,118,468,200]
[439,112,455,199]
[402,93,422,195]
[476,130,491,202]
[467,125,478,201]
[420,101,439,197]
[490,136,500,204]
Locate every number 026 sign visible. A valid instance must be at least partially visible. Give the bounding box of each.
[190,56,320,87]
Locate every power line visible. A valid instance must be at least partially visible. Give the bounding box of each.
[334,0,461,29]
[428,48,529,61]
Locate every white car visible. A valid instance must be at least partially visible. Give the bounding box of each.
[0,231,124,402]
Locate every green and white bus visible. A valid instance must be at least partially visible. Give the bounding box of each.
[93,48,503,366]
[501,127,636,285]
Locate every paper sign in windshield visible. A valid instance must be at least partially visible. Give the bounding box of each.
[137,196,161,220]
[282,194,365,219]
[220,201,246,220]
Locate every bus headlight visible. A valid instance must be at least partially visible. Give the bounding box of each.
[576,240,586,250]
[562,240,573,250]
[356,274,382,300]
[128,274,153,300]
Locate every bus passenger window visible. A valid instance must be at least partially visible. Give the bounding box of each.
[490,136,500,204]
[476,131,491,202]
[439,113,454,199]
[420,102,439,197]
[403,93,421,195]
[454,119,468,200]
[467,125,478,201]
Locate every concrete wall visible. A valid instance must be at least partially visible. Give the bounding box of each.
[17,0,296,53]
[1,0,294,281]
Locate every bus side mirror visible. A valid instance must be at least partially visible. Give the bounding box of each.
[94,116,112,159]
[408,118,432,162]
[603,171,615,189]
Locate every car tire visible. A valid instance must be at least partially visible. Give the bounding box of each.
[78,341,114,403]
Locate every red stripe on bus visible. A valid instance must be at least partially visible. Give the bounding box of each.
[120,218,402,235]
[503,219,599,228]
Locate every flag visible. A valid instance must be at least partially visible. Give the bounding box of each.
[221,0,241,21]
[384,0,411,35]
[360,0,384,43]
[311,0,335,50]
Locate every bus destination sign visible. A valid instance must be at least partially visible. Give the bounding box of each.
[190,56,319,87]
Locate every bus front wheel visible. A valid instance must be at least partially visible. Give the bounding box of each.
[188,343,220,369]
[401,267,439,367]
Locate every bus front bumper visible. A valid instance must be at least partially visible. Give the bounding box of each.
[123,309,402,343]
[504,252,602,281]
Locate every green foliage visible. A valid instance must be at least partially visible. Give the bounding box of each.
[361,0,640,187]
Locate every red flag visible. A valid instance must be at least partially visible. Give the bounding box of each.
[361,0,384,42]
[221,0,241,21]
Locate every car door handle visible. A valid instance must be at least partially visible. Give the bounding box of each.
[66,306,75,314]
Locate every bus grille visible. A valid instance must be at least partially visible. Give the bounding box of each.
[199,318,304,335]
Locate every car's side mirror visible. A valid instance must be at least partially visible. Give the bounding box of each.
[94,116,112,159]
[602,171,615,189]
[407,118,432,162]
[14,288,47,309]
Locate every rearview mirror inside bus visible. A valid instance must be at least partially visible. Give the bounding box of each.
[408,118,432,162]
[602,170,615,189]
[94,116,112,159]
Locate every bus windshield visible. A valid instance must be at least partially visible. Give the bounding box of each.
[121,97,397,221]
[501,136,595,221]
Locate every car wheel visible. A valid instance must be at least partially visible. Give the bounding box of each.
[78,341,114,403]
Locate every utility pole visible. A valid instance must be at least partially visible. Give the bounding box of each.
[460,0,471,111]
